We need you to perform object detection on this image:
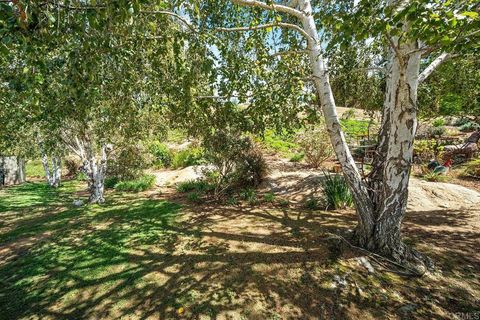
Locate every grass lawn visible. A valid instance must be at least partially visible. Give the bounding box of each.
[25,160,46,178]
[0,181,182,319]
[0,180,479,319]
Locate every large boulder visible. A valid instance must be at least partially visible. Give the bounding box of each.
[0,156,26,186]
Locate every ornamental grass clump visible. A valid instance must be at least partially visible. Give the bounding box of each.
[321,171,353,210]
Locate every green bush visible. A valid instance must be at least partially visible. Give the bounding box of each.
[235,146,269,188]
[148,141,172,168]
[171,147,204,169]
[304,197,321,210]
[289,153,304,162]
[114,174,156,192]
[432,118,445,127]
[108,144,151,180]
[427,126,446,137]
[263,192,276,203]
[461,159,480,178]
[187,192,201,203]
[414,139,443,162]
[240,188,258,205]
[176,179,214,193]
[439,94,463,116]
[459,121,480,132]
[340,119,370,141]
[423,172,448,182]
[104,176,119,189]
[453,117,470,127]
[76,171,88,181]
[25,160,45,178]
[321,172,353,210]
[202,131,269,197]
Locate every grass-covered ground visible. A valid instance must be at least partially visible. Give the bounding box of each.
[1,180,479,319]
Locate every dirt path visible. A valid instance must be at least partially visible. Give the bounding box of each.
[152,157,480,213]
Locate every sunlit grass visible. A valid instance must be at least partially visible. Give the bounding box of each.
[0,180,181,319]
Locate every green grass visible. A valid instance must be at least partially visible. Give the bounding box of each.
[0,180,182,319]
[340,119,371,141]
[113,174,156,192]
[259,129,299,157]
[25,160,45,178]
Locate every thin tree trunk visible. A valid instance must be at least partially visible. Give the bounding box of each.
[82,142,107,204]
[297,0,375,236]
[39,144,61,188]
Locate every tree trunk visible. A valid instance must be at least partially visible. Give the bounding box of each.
[39,145,61,188]
[298,0,432,271]
[81,142,108,204]
[298,0,375,238]
[355,36,433,271]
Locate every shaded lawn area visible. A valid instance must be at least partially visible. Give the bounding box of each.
[0,181,479,319]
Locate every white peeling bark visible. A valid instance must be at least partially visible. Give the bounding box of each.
[39,143,61,188]
[297,0,374,232]
[418,52,450,84]
[81,141,108,204]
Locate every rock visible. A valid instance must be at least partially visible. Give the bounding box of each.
[332,274,347,288]
[357,256,375,273]
[73,199,84,207]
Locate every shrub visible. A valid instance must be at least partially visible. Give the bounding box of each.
[423,172,448,182]
[226,196,238,206]
[278,198,290,207]
[321,172,353,210]
[439,94,463,116]
[459,121,480,132]
[289,153,304,162]
[235,146,269,188]
[171,147,204,169]
[202,131,268,197]
[104,176,119,189]
[240,188,258,205]
[114,174,156,192]
[461,159,480,178]
[453,117,471,127]
[427,126,446,137]
[432,118,446,127]
[187,192,201,203]
[148,141,172,168]
[263,192,276,203]
[76,171,88,181]
[304,197,321,210]
[176,179,214,193]
[108,144,151,180]
[341,108,356,120]
[340,119,370,141]
[414,139,443,162]
[64,157,80,176]
[296,126,334,168]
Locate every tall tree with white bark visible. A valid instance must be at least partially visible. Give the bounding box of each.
[195,0,479,271]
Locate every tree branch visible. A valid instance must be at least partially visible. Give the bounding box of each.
[418,52,451,84]
[231,0,304,19]
[140,10,196,32]
[217,22,312,41]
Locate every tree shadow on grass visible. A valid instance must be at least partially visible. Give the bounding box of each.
[0,182,479,319]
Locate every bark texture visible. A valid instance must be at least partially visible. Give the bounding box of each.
[63,134,109,204]
[39,144,61,188]
[294,0,440,271]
